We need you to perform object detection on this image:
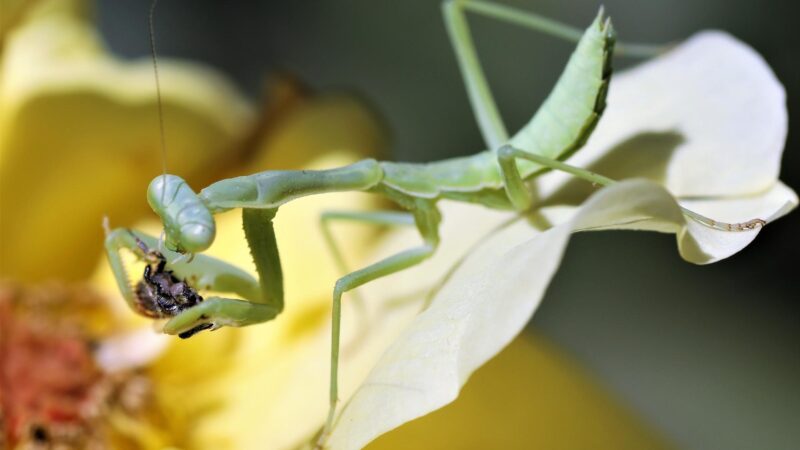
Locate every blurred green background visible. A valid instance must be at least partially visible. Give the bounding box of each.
[98,1,799,448]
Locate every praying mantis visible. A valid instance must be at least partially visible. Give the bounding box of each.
[104,0,767,445]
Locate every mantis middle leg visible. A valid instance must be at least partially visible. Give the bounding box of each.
[320,210,416,283]
[318,200,441,445]
[320,210,416,317]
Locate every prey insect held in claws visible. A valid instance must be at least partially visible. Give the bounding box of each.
[127,231,211,338]
[104,0,769,445]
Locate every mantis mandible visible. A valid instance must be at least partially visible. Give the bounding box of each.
[104,0,767,445]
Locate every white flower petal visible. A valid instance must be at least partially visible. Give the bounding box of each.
[327,27,797,449]
[679,181,797,223]
[326,203,536,450]
[539,31,787,200]
[328,178,795,449]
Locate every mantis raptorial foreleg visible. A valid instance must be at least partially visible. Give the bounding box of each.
[164,208,286,334]
[105,228,262,307]
[108,160,408,444]
[105,161,384,332]
[104,227,280,336]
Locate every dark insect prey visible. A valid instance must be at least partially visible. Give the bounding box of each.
[129,231,211,338]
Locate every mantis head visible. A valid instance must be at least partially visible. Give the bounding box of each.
[147,174,216,254]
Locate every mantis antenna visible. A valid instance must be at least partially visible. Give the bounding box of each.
[149,0,168,204]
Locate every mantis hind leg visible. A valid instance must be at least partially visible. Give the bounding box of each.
[454,0,666,57]
[497,144,615,211]
[443,0,666,150]
[317,201,441,447]
[444,0,607,149]
[496,145,768,232]
[443,0,509,149]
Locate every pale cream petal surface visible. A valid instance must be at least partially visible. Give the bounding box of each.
[327,178,794,449]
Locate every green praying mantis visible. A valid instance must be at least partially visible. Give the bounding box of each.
[104,0,767,445]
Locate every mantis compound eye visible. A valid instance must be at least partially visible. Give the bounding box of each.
[179,222,215,253]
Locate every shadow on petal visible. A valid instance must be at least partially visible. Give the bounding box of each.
[544,131,684,206]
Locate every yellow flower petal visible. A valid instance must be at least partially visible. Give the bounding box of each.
[142,153,387,449]
[90,81,392,448]
[0,0,253,281]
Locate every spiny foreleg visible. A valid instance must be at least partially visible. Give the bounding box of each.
[135,160,386,336]
[103,225,279,337]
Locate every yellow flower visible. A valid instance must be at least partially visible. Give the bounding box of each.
[0,0,251,281]
[1,1,671,449]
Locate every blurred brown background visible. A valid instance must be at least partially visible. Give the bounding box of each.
[98,1,799,448]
